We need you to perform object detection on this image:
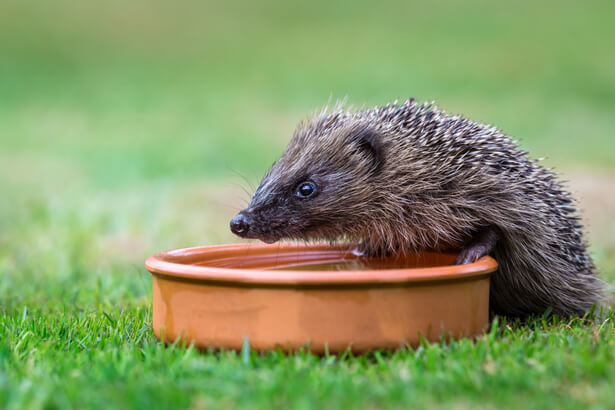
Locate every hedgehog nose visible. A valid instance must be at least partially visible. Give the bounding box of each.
[230,213,250,237]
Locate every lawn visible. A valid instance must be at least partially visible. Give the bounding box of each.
[1,0,614,408]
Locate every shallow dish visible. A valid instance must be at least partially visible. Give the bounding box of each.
[145,243,498,353]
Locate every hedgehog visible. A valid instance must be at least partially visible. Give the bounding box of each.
[229,98,606,317]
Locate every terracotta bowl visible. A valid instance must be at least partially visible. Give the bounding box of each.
[145,243,497,353]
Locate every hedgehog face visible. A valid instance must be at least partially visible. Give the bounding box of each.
[230,125,385,244]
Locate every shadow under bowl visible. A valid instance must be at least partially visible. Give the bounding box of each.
[145,243,498,353]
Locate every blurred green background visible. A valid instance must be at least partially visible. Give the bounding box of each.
[2,0,614,290]
[1,0,614,408]
[2,0,614,183]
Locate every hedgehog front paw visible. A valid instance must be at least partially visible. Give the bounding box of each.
[454,226,499,265]
[355,242,393,258]
[454,245,489,265]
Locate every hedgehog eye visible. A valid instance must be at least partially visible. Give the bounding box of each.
[296,181,317,199]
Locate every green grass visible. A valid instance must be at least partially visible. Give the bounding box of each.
[1,0,614,408]
[2,309,614,409]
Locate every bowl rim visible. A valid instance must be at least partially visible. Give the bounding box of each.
[145,243,498,286]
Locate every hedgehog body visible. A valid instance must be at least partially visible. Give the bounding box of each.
[230,99,605,317]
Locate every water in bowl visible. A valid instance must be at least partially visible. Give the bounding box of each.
[271,252,456,271]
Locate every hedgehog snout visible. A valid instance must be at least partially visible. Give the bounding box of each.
[230,212,250,237]
[230,210,279,244]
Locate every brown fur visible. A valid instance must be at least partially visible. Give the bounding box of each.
[232,99,606,317]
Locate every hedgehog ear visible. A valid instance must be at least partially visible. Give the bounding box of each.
[348,127,384,173]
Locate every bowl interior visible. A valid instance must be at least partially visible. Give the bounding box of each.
[198,246,457,270]
[161,243,457,270]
